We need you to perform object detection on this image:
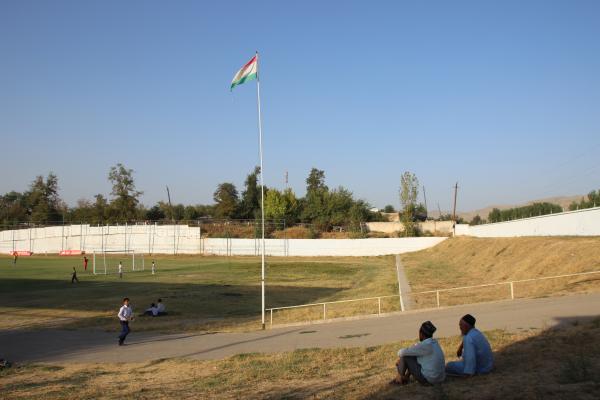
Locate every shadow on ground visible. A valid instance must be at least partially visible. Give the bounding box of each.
[354,315,600,400]
[0,278,341,332]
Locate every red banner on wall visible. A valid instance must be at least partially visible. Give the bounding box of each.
[10,251,33,256]
[59,250,85,256]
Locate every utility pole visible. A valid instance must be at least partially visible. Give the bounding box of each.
[437,203,442,220]
[452,182,459,236]
[422,185,428,218]
[285,170,288,190]
[166,186,176,255]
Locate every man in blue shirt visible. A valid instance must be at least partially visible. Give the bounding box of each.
[446,314,494,376]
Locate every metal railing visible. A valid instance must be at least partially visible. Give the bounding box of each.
[266,269,600,327]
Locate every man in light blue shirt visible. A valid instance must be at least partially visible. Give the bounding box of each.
[446,314,494,376]
[391,321,446,385]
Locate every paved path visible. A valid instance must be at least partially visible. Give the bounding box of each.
[1,293,599,364]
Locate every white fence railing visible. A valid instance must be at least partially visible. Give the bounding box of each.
[266,269,600,327]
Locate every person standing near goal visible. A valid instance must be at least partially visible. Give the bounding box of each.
[151,260,156,275]
[117,297,133,346]
[83,256,88,271]
[118,261,123,279]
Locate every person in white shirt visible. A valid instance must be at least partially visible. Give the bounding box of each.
[151,261,156,275]
[156,298,166,315]
[117,297,134,345]
[118,262,123,279]
[391,321,446,385]
[144,303,159,317]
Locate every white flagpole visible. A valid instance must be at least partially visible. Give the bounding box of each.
[256,51,266,330]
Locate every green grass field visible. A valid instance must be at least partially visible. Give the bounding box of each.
[0,254,397,332]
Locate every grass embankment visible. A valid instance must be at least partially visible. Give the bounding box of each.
[0,255,396,332]
[2,318,599,399]
[402,237,600,308]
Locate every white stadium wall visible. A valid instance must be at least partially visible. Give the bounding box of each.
[0,224,447,256]
[455,207,600,237]
[3,207,596,256]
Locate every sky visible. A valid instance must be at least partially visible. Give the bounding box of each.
[1,0,599,212]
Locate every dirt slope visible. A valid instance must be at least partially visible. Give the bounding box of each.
[401,237,600,303]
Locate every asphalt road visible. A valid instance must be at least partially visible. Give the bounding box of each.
[2,293,598,364]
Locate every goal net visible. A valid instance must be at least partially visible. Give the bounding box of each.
[92,250,145,275]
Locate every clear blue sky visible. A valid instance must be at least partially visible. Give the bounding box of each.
[1,0,599,212]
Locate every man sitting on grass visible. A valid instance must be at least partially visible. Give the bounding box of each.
[391,321,445,386]
[446,314,494,377]
[156,298,166,315]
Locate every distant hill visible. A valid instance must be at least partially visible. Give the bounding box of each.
[427,194,584,222]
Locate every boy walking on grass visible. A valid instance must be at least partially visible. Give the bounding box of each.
[118,261,123,279]
[117,297,133,345]
[71,267,79,284]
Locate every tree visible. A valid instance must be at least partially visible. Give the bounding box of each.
[108,163,142,221]
[569,189,600,211]
[239,166,261,219]
[27,173,62,224]
[146,204,166,221]
[264,189,286,221]
[92,194,109,223]
[383,205,396,213]
[488,208,501,223]
[213,183,239,219]
[306,168,327,193]
[301,168,329,226]
[184,205,199,221]
[399,171,419,236]
[470,215,484,226]
[0,191,28,225]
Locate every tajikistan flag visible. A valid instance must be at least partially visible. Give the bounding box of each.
[230,55,258,90]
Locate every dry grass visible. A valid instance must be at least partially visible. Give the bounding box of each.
[2,318,599,399]
[402,237,600,308]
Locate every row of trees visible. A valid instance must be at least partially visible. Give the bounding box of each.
[212,167,383,231]
[0,164,383,232]
[487,202,563,223]
[0,164,149,226]
[568,189,600,211]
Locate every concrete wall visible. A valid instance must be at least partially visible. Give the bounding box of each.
[366,220,454,235]
[0,224,447,256]
[455,207,600,237]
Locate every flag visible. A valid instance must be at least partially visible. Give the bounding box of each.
[230,55,258,90]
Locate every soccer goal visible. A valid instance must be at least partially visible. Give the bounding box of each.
[92,250,145,275]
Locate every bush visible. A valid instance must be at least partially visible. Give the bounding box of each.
[271,226,312,239]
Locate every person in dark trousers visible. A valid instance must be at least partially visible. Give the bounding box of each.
[117,297,134,345]
[144,303,158,316]
[71,267,79,284]
[12,252,18,266]
[391,321,446,385]
[83,256,88,271]
[446,314,494,377]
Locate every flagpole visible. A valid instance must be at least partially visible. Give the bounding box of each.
[256,51,266,330]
